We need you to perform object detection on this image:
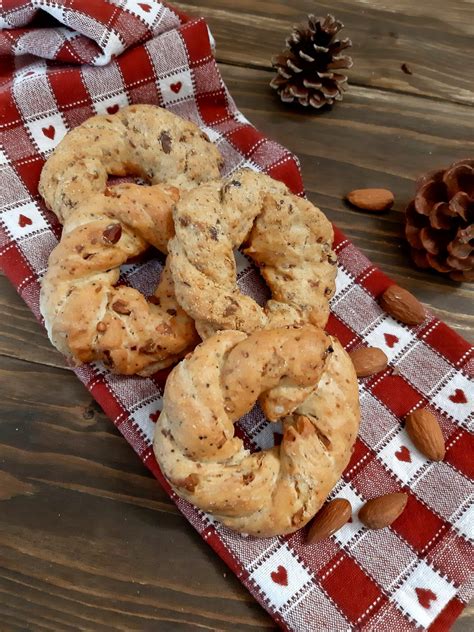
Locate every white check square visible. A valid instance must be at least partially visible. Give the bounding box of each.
[432,371,473,426]
[249,544,312,611]
[377,429,427,484]
[392,561,457,628]
[126,0,162,24]
[93,93,129,116]
[0,147,9,166]
[25,113,67,154]
[14,60,47,83]
[159,70,193,105]
[332,266,353,301]
[364,315,415,363]
[2,201,49,240]
[249,417,283,450]
[130,399,162,444]
[453,504,474,541]
[331,481,366,547]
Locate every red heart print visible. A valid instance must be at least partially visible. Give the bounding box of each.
[18,214,32,228]
[384,333,399,348]
[449,388,467,404]
[170,81,182,94]
[138,2,151,11]
[415,587,437,609]
[106,104,119,114]
[395,445,411,463]
[270,565,288,586]
[42,125,55,140]
[149,410,160,423]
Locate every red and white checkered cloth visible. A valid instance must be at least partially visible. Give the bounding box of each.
[1,2,473,630]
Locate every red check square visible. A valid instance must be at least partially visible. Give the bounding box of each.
[445,428,474,479]
[320,553,387,624]
[423,321,473,368]
[392,493,447,554]
[371,374,426,417]
[326,312,359,348]
[49,69,91,110]
[343,438,374,481]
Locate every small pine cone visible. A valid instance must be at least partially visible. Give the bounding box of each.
[405,159,474,282]
[270,14,352,109]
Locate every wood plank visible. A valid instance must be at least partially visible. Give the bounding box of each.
[457,605,474,632]
[174,0,474,105]
[0,273,68,369]
[0,354,274,631]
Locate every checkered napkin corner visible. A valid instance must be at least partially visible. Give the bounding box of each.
[0,0,189,65]
[1,3,473,631]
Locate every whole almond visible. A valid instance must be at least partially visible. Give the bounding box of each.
[406,409,445,461]
[307,498,352,543]
[349,347,388,378]
[359,493,408,529]
[346,188,394,212]
[380,285,425,326]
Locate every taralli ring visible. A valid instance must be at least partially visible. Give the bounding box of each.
[39,105,223,374]
[39,104,223,221]
[169,169,337,338]
[153,325,360,537]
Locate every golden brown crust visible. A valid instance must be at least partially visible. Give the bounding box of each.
[153,325,360,537]
[39,104,222,222]
[169,169,336,338]
[39,105,223,374]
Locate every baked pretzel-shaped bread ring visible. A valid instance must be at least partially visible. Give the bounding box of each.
[39,104,222,221]
[39,105,222,375]
[153,325,360,537]
[169,169,336,338]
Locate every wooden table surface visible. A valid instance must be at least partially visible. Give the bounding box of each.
[1,1,473,630]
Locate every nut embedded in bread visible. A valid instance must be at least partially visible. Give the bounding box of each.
[169,169,337,339]
[38,105,223,374]
[153,325,360,537]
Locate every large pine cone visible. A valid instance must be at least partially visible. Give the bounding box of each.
[270,14,352,109]
[405,159,474,282]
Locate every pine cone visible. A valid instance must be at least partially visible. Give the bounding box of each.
[405,159,474,282]
[270,14,352,109]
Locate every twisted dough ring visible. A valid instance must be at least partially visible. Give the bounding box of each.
[153,325,359,537]
[169,169,337,339]
[39,105,222,374]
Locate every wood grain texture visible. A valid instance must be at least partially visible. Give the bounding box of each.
[174,0,474,104]
[0,355,273,631]
[1,0,473,629]
[0,273,68,370]
[218,65,474,341]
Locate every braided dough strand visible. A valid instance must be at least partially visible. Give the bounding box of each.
[153,325,359,537]
[169,169,337,338]
[39,104,223,221]
[39,105,223,374]
[40,184,198,374]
